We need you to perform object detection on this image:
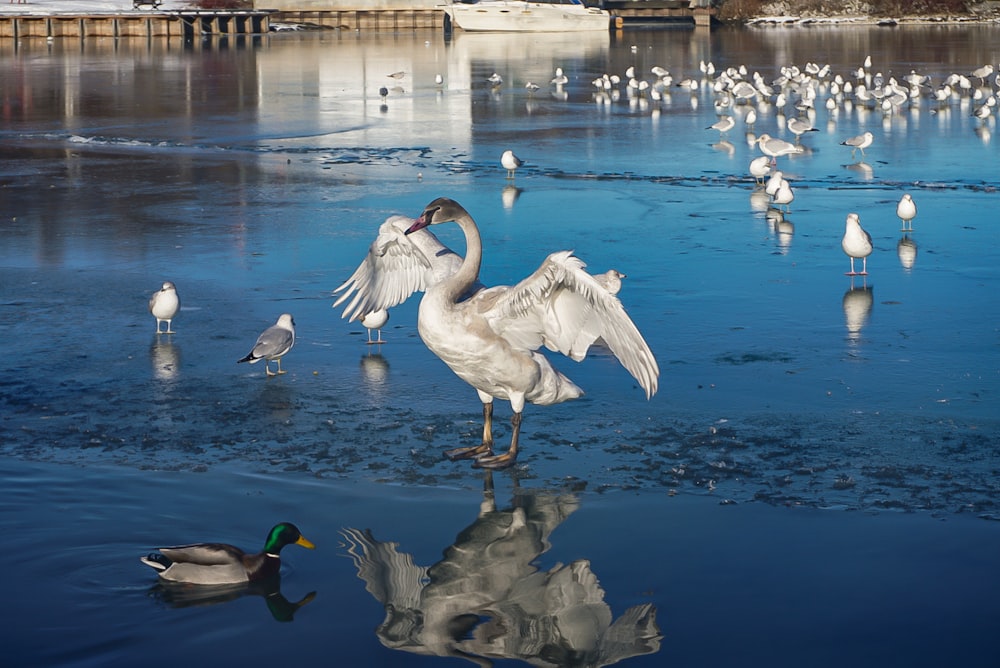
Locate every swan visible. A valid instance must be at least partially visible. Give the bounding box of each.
[148,281,180,334]
[334,198,658,469]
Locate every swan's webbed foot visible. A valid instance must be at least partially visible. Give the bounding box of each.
[444,443,493,461]
[472,450,517,470]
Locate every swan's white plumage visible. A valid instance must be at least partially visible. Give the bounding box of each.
[333,215,465,322]
[333,199,659,467]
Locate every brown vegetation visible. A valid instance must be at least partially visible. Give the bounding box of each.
[717,0,979,20]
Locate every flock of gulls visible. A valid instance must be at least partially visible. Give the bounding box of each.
[483,52,1000,275]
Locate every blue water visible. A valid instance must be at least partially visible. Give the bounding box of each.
[1,23,999,667]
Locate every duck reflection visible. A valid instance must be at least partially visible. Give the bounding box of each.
[148,576,316,623]
[897,235,917,270]
[843,283,873,343]
[342,475,662,665]
[150,338,180,381]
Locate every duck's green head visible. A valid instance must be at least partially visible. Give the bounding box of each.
[264,522,315,554]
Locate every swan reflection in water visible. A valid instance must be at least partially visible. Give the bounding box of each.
[341,475,662,666]
[148,576,316,623]
[843,283,874,343]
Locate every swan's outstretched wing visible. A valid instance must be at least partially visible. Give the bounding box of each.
[483,251,659,399]
[333,215,463,322]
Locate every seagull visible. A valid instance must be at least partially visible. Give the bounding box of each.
[786,117,819,141]
[360,309,389,344]
[744,107,757,130]
[841,131,873,159]
[749,155,772,185]
[896,193,916,231]
[764,169,784,197]
[434,73,444,86]
[237,313,296,376]
[334,198,659,469]
[772,178,794,211]
[756,133,804,164]
[551,67,568,86]
[592,269,626,295]
[387,71,405,80]
[708,115,735,136]
[487,72,503,87]
[842,213,873,276]
[525,82,540,93]
[501,150,523,180]
[148,281,180,334]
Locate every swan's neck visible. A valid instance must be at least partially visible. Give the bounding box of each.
[443,214,482,302]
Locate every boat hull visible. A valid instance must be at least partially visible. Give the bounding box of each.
[445,1,611,32]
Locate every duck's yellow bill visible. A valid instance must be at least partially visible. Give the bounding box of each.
[296,536,316,549]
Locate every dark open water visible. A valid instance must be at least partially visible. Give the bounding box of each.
[1,22,998,667]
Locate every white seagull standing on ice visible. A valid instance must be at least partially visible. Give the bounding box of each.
[756,133,804,164]
[333,198,659,469]
[501,150,524,179]
[749,156,771,185]
[842,213,873,276]
[896,193,917,231]
[237,314,296,376]
[841,131,874,159]
[148,281,180,334]
[360,309,389,344]
[708,115,735,136]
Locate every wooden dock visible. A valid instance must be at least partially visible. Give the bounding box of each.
[0,10,275,40]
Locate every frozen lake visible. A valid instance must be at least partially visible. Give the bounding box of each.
[1,23,999,667]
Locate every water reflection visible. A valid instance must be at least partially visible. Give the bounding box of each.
[897,235,918,270]
[501,184,523,210]
[342,474,662,665]
[843,283,873,343]
[844,160,874,180]
[150,338,181,382]
[148,576,316,623]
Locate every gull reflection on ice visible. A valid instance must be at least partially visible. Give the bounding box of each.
[150,338,180,382]
[360,352,390,400]
[844,160,874,180]
[501,184,522,210]
[843,284,874,343]
[148,576,316,623]
[897,235,918,270]
[341,475,662,665]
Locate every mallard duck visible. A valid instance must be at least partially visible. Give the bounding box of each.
[140,522,315,585]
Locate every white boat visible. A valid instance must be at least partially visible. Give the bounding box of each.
[443,0,612,32]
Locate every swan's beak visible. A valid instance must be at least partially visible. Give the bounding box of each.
[404,217,430,235]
